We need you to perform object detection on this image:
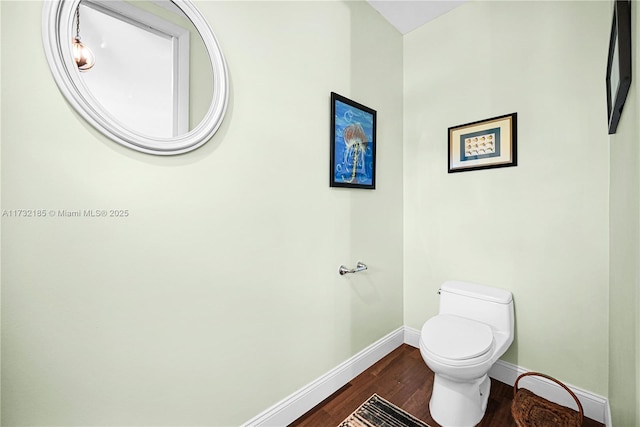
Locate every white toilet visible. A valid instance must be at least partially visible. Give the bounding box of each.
[419,281,514,427]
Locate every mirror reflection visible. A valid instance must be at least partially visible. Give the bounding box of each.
[42,0,228,155]
[77,0,213,138]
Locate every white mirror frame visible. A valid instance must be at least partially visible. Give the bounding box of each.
[42,0,229,155]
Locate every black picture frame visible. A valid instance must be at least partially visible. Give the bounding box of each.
[606,0,632,135]
[448,113,517,173]
[330,92,376,189]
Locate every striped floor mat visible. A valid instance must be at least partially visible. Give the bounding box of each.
[338,394,430,427]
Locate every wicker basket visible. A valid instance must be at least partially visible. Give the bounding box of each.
[511,372,584,427]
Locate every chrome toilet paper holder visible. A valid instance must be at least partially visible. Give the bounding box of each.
[339,262,368,276]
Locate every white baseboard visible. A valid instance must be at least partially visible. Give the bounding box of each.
[404,325,421,347]
[405,326,610,426]
[240,327,405,427]
[242,326,611,427]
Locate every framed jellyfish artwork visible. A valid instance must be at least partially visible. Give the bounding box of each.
[448,113,517,173]
[330,92,376,189]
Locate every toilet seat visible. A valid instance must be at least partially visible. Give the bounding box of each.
[421,314,494,365]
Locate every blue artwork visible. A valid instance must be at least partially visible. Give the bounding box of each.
[333,100,375,186]
[460,127,501,162]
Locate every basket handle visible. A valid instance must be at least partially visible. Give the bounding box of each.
[513,372,584,424]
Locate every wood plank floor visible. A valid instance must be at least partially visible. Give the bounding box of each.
[289,344,604,427]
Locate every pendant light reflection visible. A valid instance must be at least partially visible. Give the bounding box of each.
[73,3,95,72]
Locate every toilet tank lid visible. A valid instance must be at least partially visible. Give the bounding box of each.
[441,281,513,304]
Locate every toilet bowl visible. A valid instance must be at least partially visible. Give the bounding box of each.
[419,281,514,427]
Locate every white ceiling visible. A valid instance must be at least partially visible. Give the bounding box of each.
[367,0,467,34]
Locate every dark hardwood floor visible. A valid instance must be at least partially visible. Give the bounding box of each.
[289,344,604,427]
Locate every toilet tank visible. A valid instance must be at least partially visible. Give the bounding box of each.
[438,281,514,333]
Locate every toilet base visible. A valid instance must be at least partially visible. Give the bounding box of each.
[429,373,491,427]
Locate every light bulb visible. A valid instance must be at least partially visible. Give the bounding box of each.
[72,37,95,72]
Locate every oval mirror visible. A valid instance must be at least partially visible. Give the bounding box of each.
[42,0,229,155]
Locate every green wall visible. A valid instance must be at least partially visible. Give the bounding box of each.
[403,0,610,396]
[609,0,639,425]
[3,0,640,425]
[1,1,404,425]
